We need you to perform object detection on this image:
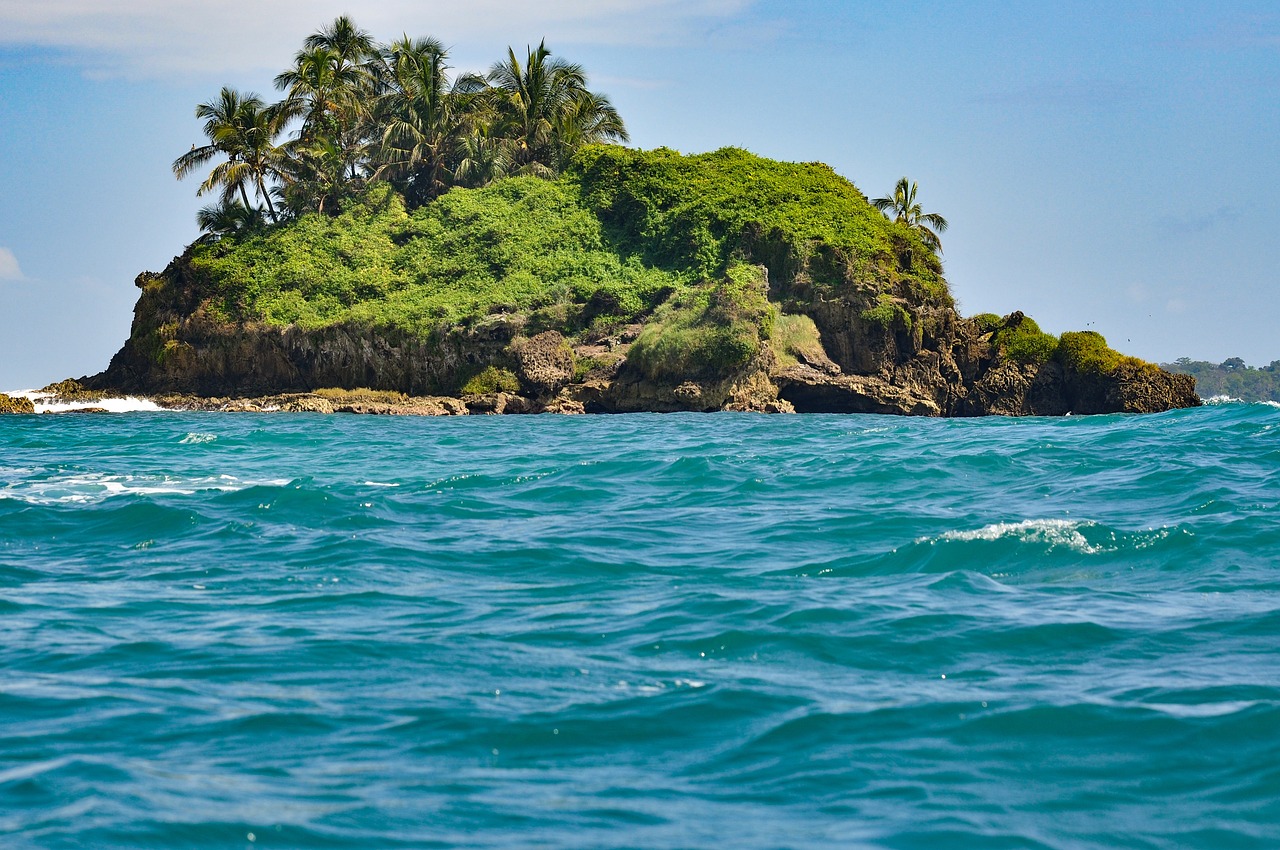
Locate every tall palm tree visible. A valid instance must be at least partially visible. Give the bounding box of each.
[304,15,376,75]
[488,41,627,178]
[172,87,284,223]
[872,177,948,253]
[368,36,487,205]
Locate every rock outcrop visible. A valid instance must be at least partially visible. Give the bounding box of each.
[84,258,1199,416]
[0,393,35,414]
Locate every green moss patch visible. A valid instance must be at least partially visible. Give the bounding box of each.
[992,315,1059,365]
[1057,331,1155,376]
[461,366,522,395]
[626,264,773,382]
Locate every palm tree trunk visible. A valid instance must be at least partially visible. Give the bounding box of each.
[257,176,279,223]
[239,183,253,213]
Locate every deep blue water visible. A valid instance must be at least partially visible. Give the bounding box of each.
[2,403,1279,849]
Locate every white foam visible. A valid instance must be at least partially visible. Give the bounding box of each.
[1204,395,1243,405]
[0,472,291,505]
[180,433,217,444]
[929,519,1102,554]
[5,389,166,414]
[1143,700,1259,719]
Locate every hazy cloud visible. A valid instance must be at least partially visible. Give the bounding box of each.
[0,0,753,76]
[0,247,24,281]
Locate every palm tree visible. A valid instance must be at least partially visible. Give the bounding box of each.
[275,18,378,196]
[195,200,265,241]
[872,177,948,253]
[173,87,284,223]
[304,15,376,74]
[368,36,488,205]
[488,41,627,178]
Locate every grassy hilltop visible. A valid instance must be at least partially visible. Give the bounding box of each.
[180,145,947,336]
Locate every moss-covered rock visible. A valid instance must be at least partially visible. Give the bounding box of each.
[0,393,35,414]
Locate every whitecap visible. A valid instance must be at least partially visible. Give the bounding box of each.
[362,481,400,487]
[0,472,292,505]
[928,519,1103,554]
[4,389,168,414]
[1142,700,1260,719]
[180,433,217,444]
[1204,395,1244,405]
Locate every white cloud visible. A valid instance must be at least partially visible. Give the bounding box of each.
[0,247,24,281]
[0,0,753,77]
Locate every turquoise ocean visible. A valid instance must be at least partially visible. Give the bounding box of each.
[2,402,1279,849]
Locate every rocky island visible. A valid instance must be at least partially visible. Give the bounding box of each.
[80,145,1197,416]
[56,19,1200,416]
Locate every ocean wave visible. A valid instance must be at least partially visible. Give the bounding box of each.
[0,471,292,505]
[927,518,1104,553]
[4,389,168,414]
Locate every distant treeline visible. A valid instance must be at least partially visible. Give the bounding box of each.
[1162,358,1280,401]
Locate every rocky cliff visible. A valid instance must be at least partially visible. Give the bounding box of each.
[85,147,1199,416]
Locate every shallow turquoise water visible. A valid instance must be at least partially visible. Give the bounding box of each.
[2,404,1279,848]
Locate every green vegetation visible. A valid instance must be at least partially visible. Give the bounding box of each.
[770,313,826,368]
[1162,358,1280,401]
[166,17,952,346]
[175,144,949,337]
[860,294,912,331]
[573,145,949,304]
[981,315,1152,375]
[971,312,1003,334]
[187,179,680,331]
[1056,331,1153,376]
[992,316,1058,365]
[626,264,773,382]
[461,366,521,395]
[175,16,627,235]
[872,177,949,254]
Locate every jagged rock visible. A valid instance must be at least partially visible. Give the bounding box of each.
[465,392,536,415]
[513,331,575,397]
[39,379,106,403]
[0,394,36,414]
[775,364,941,416]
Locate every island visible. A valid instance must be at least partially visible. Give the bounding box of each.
[25,19,1204,416]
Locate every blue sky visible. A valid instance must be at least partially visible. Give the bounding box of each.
[2,0,1278,388]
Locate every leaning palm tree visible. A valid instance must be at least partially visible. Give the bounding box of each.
[872,177,948,253]
[173,87,284,223]
[488,41,627,178]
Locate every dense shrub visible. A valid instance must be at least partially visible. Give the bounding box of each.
[626,264,773,381]
[992,315,1059,364]
[1056,331,1154,376]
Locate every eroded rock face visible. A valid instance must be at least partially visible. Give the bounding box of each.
[513,331,575,397]
[0,393,36,414]
[86,253,1200,417]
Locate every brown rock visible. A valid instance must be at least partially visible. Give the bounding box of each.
[0,393,36,414]
[513,331,576,397]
